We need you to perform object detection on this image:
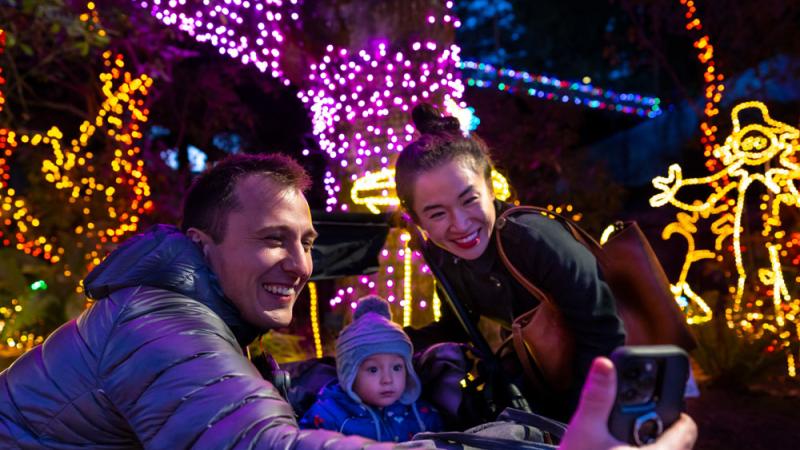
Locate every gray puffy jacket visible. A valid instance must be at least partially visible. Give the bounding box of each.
[0,225,400,449]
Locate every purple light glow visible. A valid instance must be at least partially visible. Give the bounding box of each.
[297,42,464,211]
[137,0,463,314]
[138,0,300,81]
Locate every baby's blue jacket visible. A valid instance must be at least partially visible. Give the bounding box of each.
[299,381,442,442]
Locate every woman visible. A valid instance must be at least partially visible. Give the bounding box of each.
[396,104,625,420]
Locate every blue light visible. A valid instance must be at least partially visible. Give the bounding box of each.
[188,145,208,173]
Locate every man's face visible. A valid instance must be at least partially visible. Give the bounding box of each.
[195,174,317,330]
[352,353,407,408]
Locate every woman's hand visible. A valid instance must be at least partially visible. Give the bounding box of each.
[559,357,697,450]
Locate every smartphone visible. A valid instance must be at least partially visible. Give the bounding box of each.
[607,345,689,446]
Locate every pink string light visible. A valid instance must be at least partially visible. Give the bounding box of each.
[298,42,465,211]
[137,0,300,83]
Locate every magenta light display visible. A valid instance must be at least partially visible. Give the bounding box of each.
[135,0,464,326]
[136,0,300,83]
[298,41,465,212]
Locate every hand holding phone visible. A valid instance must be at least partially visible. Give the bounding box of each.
[607,345,689,446]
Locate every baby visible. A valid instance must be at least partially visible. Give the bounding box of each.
[299,296,442,442]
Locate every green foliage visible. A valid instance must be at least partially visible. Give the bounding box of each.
[0,0,179,344]
[0,249,74,348]
[690,289,784,389]
[254,330,313,364]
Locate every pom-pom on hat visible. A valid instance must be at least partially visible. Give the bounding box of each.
[335,295,421,405]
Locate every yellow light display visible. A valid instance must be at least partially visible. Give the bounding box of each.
[0,50,153,269]
[491,169,511,202]
[651,101,800,374]
[432,279,442,322]
[0,23,154,353]
[679,0,726,172]
[351,168,398,214]
[79,1,107,38]
[308,282,323,359]
[401,232,413,327]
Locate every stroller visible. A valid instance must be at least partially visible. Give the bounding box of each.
[256,210,567,449]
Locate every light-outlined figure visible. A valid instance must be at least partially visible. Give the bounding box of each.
[651,101,800,372]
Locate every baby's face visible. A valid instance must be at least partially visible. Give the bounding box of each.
[352,353,406,408]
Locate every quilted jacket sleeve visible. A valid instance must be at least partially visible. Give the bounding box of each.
[96,287,411,450]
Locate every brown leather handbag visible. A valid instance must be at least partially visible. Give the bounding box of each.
[495,206,696,392]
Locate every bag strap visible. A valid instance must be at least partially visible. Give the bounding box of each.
[498,206,609,266]
[494,206,574,390]
[509,313,547,393]
[494,208,554,308]
[494,212,551,389]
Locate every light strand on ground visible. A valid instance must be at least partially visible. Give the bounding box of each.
[459,60,662,118]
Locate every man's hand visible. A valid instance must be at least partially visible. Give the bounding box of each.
[559,357,697,450]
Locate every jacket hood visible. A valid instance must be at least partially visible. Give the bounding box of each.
[83,224,260,347]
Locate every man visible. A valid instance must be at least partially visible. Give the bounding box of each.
[0,154,694,449]
[0,154,391,448]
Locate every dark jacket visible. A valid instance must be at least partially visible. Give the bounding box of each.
[406,201,625,418]
[299,382,441,442]
[0,225,382,449]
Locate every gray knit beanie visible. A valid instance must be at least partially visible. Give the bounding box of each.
[335,295,421,405]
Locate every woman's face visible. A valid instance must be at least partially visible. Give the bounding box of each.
[410,159,495,260]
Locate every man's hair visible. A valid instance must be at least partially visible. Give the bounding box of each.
[180,153,311,242]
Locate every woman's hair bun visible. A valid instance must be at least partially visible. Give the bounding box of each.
[411,103,461,134]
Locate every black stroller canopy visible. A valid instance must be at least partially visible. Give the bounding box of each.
[310,210,392,281]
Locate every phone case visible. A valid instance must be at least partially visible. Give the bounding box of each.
[607,345,689,446]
